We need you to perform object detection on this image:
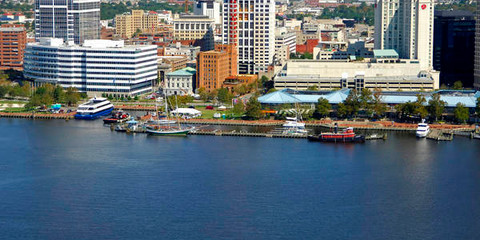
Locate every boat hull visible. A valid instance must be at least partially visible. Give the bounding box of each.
[415,130,429,138]
[75,107,113,120]
[146,129,191,136]
[308,135,365,143]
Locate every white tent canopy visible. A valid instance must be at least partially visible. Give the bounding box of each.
[171,108,202,118]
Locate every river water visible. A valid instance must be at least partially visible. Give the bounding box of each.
[1,119,479,239]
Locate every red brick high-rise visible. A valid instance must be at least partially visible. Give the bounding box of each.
[0,24,26,71]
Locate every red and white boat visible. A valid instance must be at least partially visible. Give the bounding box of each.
[308,126,365,143]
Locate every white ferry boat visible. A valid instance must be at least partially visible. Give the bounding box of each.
[75,97,114,120]
[416,121,430,138]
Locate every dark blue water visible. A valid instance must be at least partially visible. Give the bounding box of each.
[1,119,480,239]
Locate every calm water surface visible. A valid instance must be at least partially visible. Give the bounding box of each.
[0,119,479,239]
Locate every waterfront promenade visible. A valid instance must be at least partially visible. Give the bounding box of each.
[0,110,476,132]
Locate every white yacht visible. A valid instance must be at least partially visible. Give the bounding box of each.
[283,117,306,129]
[75,97,114,120]
[416,121,430,138]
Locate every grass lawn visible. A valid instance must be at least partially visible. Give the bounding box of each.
[0,100,28,104]
[1,107,27,113]
[198,109,218,119]
[197,108,243,119]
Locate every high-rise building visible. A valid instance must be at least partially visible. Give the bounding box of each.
[173,15,215,51]
[196,44,238,92]
[24,38,157,97]
[0,24,26,71]
[374,0,434,69]
[34,0,100,44]
[275,27,296,65]
[115,10,159,39]
[475,2,480,90]
[222,0,275,74]
[194,0,221,26]
[196,50,229,91]
[215,44,238,76]
[434,10,475,88]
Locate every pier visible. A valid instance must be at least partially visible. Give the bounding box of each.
[426,129,454,141]
[0,112,76,119]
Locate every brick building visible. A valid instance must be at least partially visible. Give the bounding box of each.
[222,74,258,92]
[196,44,237,92]
[0,24,26,71]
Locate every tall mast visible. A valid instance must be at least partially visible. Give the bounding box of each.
[175,95,181,128]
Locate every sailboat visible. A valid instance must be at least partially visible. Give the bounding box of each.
[145,95,194,136]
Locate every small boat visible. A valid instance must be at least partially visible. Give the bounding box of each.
[308,125,365,143]
[145,125,194,136]
[416,120,430,138]
[103,110,130,124]
[75,97,114,120]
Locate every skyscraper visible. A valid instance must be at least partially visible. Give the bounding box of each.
[474,2,480,90]
[374,0,434,70]
[222,0,275,74]
[434,10,475,88]
[35,0,100,44]
[194,0,221,26]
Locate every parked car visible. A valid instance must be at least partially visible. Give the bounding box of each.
[206,106,214,110]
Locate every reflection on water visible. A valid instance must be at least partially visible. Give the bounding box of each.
[0,119,480,239]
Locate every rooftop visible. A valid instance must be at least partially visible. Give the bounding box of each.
[167,67,196,76]
[373,49,399,58]
[259,89,480,107]
[33,38,156,50]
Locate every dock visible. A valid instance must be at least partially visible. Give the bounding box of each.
[426,129,454,141]
[0,112,76,119]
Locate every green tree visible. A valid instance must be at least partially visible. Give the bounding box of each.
[197,87,209,102]
[216,88,233,104]
[427,93,446,122]
[454,103,469,123]
[414,95,428,119]
[234,84,248,95]
[307,85,319,91]
[19,83,31,97]
[266,88,277,94]
[372,89,387,118]
[53,85,66,103]
[232,100,245,115]
[359,88,373,115]
[0,86,8,98]
[314,97,331,119]
[337,103,348,118]
[260,75,269,85]
[65,87,80,106]
[245,97,263,119]
[453,81,463,90]
[344,90,361,117]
